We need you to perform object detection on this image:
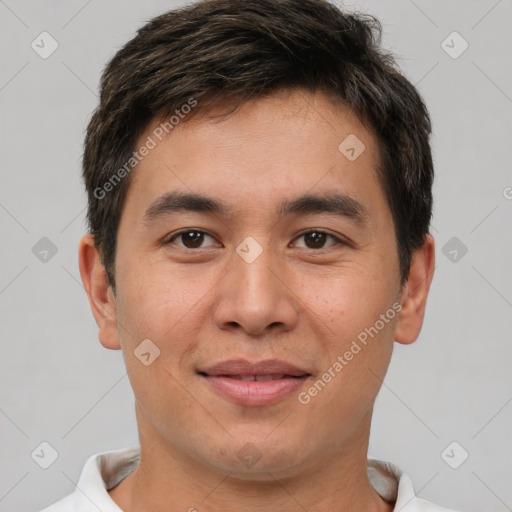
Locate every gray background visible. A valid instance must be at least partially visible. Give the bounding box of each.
[1,1,511,511]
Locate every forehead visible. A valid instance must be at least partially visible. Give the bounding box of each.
[121,89,386,224]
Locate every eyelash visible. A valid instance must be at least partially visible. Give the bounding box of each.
[163,229,347,251]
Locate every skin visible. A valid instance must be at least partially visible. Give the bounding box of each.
[79,88,435,512]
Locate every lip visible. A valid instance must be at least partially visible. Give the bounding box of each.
[198,358,311,407]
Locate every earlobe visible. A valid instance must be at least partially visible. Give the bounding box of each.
[394,234,435,345]
[78,234,121,350]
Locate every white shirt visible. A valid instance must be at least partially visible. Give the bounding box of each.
[40,446,458,512]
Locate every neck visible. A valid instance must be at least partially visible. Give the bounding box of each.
[109,408,394,512]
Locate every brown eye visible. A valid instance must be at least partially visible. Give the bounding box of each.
[293,230,341,250]
[167,230,216,249]
[304,231,326,249]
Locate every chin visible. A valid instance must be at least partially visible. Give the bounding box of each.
[200,434,311,481]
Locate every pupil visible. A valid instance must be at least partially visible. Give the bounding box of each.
[183,231,203,248]
[306,232,325,249]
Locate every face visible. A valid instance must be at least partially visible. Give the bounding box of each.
[82,89,432,480]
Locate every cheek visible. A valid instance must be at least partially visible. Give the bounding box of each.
[115,260,211,361]
[114,264,212,425]
[300,266,397,402]
[305,265,395,340]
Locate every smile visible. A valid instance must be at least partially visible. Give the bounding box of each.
[197,359,312,406]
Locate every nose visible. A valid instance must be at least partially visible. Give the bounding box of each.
[212,244,299,337]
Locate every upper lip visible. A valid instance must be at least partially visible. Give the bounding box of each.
[198,359,311,377]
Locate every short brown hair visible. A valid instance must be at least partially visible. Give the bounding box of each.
[83,0,434,292]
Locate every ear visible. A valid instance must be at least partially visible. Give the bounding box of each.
[394,234,435,345]
[78,234,121,350]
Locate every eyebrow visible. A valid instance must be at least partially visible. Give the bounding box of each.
[143,192,229,224]
[143,191,370,226]
[278,193,369,225]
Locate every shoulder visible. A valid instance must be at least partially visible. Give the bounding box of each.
[38,493,79,512]
[37,446,139,512]
[408,496,461,512]
[368,458,463,512]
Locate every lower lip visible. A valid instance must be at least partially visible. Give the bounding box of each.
[202,375,309,406]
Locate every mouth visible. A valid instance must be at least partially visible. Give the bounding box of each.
[197,359,312,406]
[204,374,306,381]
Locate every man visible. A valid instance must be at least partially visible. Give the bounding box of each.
[41,0,456,510]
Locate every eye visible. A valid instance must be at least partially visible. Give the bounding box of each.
[292,230,343,250]
[165,230,219,249]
